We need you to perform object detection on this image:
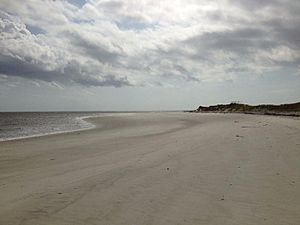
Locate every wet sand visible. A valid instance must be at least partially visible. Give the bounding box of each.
[0,112,299,225]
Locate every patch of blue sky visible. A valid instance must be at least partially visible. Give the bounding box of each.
[116,19,157,31]
[67,0,86,8]
[72,17,95,24]
[26,24,45,35]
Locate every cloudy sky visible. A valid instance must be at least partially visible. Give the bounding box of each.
[0,0,299,111]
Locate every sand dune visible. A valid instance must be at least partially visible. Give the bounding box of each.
[0,112,299,225]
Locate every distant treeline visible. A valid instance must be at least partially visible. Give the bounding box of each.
[193,102,300,116]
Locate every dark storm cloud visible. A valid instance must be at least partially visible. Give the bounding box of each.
[266,20,300,49]
[185,28,270,54]
[231,0,300,15]
[0,54,132,87]
[0,55,59,82]
[182,21,300,72]
[230,0,280,10]
[229,0,300,47]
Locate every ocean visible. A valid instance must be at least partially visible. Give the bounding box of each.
[0,112,103,141]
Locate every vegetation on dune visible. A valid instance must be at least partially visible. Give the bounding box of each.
[195,102,300,116]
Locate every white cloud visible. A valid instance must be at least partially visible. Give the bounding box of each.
[0,0,299,87]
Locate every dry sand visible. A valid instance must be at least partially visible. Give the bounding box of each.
[0,112,299,225]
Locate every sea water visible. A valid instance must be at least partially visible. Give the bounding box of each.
[0,112,101,141]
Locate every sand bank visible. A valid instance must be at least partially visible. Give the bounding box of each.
[0,112,299,225]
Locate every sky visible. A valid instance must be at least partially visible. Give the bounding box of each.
[0,0,300,111]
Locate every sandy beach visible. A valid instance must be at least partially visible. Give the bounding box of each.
[0,112,299,225]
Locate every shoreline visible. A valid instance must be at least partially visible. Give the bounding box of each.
[1,111,299,143]
[0,115,96,142]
